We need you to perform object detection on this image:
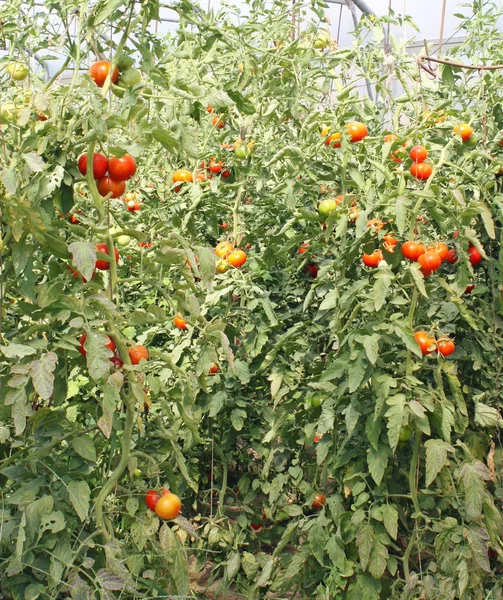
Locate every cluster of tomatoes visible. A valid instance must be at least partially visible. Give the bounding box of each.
[78,151,137,199]
[77,332,149,367]
[214,240,247,273]
[323,121,368,147]
[408,145,433,181]
[145,488,182,520]
[414,331,456,357]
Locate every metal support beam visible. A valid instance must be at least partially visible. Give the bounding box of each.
[351,0,374,15]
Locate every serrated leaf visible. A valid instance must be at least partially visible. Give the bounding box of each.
[479,202,495,239]
[68,241,96,283]
[363,334,380,365]
[348,355,366,393]
[373,269,393,311]
[395,195,410,235]
[91,0,125,26]
[72,434,97,463]
[410,264,428,297]
[24,152,45,173]
[424,439,453,486]
[0,343,37,358]
[2,168,17,194]
[233,359,250,384]
[367,443,390,485]
[96,569,125,591]
[356,523,373,572]
[29,352,58,400]
[227,552,240,580]
[67,480,90,522]
[230,408,246,431]
[381,504,398,540]
[459,463,487,521]
[85,331,114,381]
[474,402,502,428]
[385,394,406,451]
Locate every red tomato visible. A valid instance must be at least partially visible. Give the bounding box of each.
[410,162,432,180]
[304,263,319,278]
[446,249,458,264]
[345,122,368,143]
[414,331,436,355]
[465,284,475,294]
[79,332,115,357]
[468,246,482,266]
[362,249,383,267]
[437,339,455,357]
[312,493,326,510]
[298,243,309,254]
[401,241,426,261]
[89,61,119,87]
[453,123,473,141]
[409,145,428,163]
[95,242,119,270]
[128,345,149,364]
[96,176,125,199]
[110,355,123,369]
[325,132,342,148]
[209,363,218,374]
[174,313,188,330]
[250,523,263,531]
[78,152,109,179]
[145,489,160,511]
[212,115,225,129]
[418,251,442,276]
[108,154,137,181]
[209,158,223,174]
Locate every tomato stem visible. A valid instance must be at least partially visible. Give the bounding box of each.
[232,185,245,247]
[403,426,423,578]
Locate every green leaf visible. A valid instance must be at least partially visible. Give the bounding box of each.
[479,202,495,239]
[68,241,96,283]
[230,408,247,431]
[348,355,366,393]
[96,569,126,591]
[381,504,398,540]
[91,0,126,26]
[394,321,423,358]
[85,331,114,381]
[395,195,410,235]
[474,402,503,428]
[227,551,241,580]
[385,394,406,451]
[363,334,380,365]
[0,343,37,358]
[459,462,491,521]
[24,152,45,173]
[72,434,97,463]
[367,443,390,485]
[424,439,453,487]
[373,269,393,312]
[195,245,216,282]
[67,480,91,522]
[233,359,250,384]
[356,522,373,572]
[29,352,58,400]
[410,264,428,297]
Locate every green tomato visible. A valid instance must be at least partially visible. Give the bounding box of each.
[118,55,135,70]
[7,62,29,81]
[120,68,142,87]
[132,468,143,478]
[235,145,248,159]
[310,398,323,408]
[318,199,337,217]
[117,235,131,246]
[398,426,412,443]
[0,237,3,251]
[313,39,326,50]
[0,103,17,120]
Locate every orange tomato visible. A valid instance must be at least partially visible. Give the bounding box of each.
[453,123,473,141]
[312,493,326,510]
[172,169,193,192]
[215,241,233,258]
[362,249,383,267]
[325,132,341,148]
[384,133,397,143]
[298,243,309,254]
[89,60,119,87]
[410,162,432,180]
[128,345,149,364]
[409,145,428,163]
[227,250,247,268]
[173,314,188,330]
[414,331,436,355]
[155,493,181,520]
[209,363,218,374]
[212,115,225,129]
[345,122,368,143]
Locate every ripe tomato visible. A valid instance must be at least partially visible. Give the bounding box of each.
[110,355,123,369]
[250,523,263,531]
[305,263,319,278]
[298,243,309,254]
[468,246,482,266]
[409,145,428,163]
[437,339,455,357]
[227,250,247,268]
[362,249,383,267]
[383,234,398,252]
[108,154,137,181]
[418,251,441,276]
[345,122,368,143]
[427,242,449,262]
[78,152,108,179]
[209,363,218,374]
[410,162,432,180]
[414,331,436,355]
[465,284,475,294]
[206,105,214,113]
[155,493,181,520]
[314,434,323,443]
[401,241,426,261]
[174,313,188,330]
[209,158,223,173]
[67,264,94,282]
[95,242,119,270]
[145,489,160,511]
[325,132,341,148]
[221,169,231,178]
[172,169,193,192]
[89,60,119,87]
[212,115,224,129]
[97,176,125,199]
[453,123,473,141]
[128,345,149,364]
[384,133,397,143]
[312,493,326,510]
[446,249,458,264]
[215,241,233,258]
[318,199,338,217]
[79,332,115,357]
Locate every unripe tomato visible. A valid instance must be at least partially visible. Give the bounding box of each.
[409,145,428,163]
[398,426,412,442]
[414,331,436,355]
[128,345,149,364]
[311,398,323,408]
[125,191,137,202]
[108,154,137,181]
[117,235,131,246]
[312,493,326,510]
[437,339,455,357]
[78,152,109,179]
[345,122,368,142]
[318,199,337,217]
[79,332,115,357]
[174,313,188,330]
[325,132,341,147]
[418,251,441,276]
[89,60,119,87]
[235,145,248,159]
[410,162,432,180]
[145,489,160,511]
[7,62,29,81]
[384,133,397,143]
[215,241,233,258]
[453,123,473,141]
[95,242,120,270]
[119,67,141,87]
[227,250,247,268]
[468,246,482,266]
[96,176,125,199]
[362,249,383,267]
[401,241,426,261]
[155,493,181,520]
[216,260,230,274]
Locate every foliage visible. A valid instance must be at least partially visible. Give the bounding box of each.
[0,0,502,599]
